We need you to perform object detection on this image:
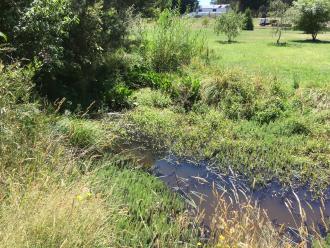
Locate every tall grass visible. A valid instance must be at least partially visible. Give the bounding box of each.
[143,10,206,72]
[125,68,330,192]
[0,182,115,248]
[0,63,202,247]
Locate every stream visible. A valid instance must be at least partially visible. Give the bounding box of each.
[120,143,330,243]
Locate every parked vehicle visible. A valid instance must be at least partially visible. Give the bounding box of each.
[260,18,270,26]
[189,4,230,17]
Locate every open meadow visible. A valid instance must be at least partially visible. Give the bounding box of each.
[192,18,330,88]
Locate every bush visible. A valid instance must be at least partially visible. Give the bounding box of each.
[254,97,286,124]
[55,118,111,149]
[201,69,257,120]
[243,8,254,30]
[14,0,136,110]
[170,75,201,111]
[144,9,206,72]
[130,88,173,108]
[103,83,133,110]
[202,17,210,27]
[292,0,330,41]
[215,11,244,42]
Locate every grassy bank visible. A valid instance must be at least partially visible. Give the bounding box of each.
[125,75,329,192]
[122,18,330,193]
[0,65,200,247]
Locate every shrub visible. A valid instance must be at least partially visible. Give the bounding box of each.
[130,88,173,108]
[129,70,173,91]
[55,118,110,149]
[144,9,206,72]
[215,11,244,42]
[202,17,210,27]
[14,0,136,110]
[292,0,330,41]
[170,75,201,110]
[243,8,254,30]
[201,69,257,120]
[254,97,286,124]
[103,83,133,110]
[284,119,311,135]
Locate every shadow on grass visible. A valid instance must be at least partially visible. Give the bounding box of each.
[216,40,242,45]
[291,39,330,44]
[266,42,301,48]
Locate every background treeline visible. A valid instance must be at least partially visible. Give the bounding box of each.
[213,0,294,15]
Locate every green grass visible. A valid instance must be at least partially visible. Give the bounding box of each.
[0,65,201,248]
[193,19,330,88]
[92,162,200,247]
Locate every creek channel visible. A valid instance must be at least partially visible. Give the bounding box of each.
[119,142,330,243]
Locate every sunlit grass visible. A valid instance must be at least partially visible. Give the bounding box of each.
[191,18,330,88]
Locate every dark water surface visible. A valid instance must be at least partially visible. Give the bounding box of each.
[119,144,330,241]
[153,156,330,238]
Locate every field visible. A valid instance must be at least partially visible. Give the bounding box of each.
[196,19,330,88]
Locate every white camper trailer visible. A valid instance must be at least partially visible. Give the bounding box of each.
[189,4,230,17]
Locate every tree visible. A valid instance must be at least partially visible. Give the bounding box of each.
[171,0,199,14]
[14,0,136,109]
[269,0,290,44]
[292,0,330,41]
[0,0,33,41]
[215,11,244,42]
[243,8,254,30]
[104,0,172,17]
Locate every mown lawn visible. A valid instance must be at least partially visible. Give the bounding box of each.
[193,19,330,88]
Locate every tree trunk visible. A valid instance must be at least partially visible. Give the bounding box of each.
[312,33,317,41]
[277,29,282,45]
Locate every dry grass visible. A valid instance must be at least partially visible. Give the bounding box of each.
[0,181,118,248]
[193,183,330,248]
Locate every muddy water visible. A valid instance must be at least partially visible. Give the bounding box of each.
[119,144,330,239]
[153,155,330,238]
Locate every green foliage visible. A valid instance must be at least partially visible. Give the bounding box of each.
[201,69,257,120]
[15,0,77,69]
[254,97,286,124]
[292,0,330,41]
[170,76,201,111]
[243,8,254,30]
[104,83,133,110]
[171,0,199,14]
[55,118,110,149]
[202,18,210,27]
[14,0,136,110]
[144,9,206,72]
[138,71,173,91]
[131,88,173,108]
[270,0,290,44]
[106,0,172,17]
[0,32,7,42]
[0,0,33,41]
[313,233,330,248]
[215,11,244,42]
[93,164,200,247]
